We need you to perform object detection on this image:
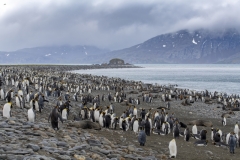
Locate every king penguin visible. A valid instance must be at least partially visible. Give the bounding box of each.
[3,102,12,118]
[62,108,68,120]
[28,107,35,122]
[192,124,198,135]
[133,119,139,133]
[234,122,239,135]
[222,117,226,126]
[184,128,190,141]
[0,88,4,100]
[169,139,177,158]
[133,106,137,117]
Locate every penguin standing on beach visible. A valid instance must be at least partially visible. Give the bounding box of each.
[62,108,68,120]
[112,117,118,130]
[200,129,207,140]
[133,119,139,133]
[234,122,239,135]
[0,87,5,100]
[122,120,127,131]
[222,116,226,126]
[169,139,177,158]
[3,102,12,118]
[138,126,146,146]
[192,125,198,135]
[105,113,111,128]
[145,118,151,136]
[28,107,35,122]
[184,128,190,141]
[48,106,63,130]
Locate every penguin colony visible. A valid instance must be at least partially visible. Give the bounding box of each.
[0,65,240,159]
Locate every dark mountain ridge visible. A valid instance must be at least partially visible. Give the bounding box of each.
[0,28,240,64]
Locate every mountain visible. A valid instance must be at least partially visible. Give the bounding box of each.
[1,28,240,64]
[103,28,240,64]
[0,45,109,64]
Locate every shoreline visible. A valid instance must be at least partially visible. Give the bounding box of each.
[0,65,240,159]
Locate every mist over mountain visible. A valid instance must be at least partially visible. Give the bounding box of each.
[103,28,240,64]
[0,28,240,64]
[0,45,109,64]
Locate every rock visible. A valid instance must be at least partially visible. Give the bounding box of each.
[74,154,86,160]
[206,151,213,155]
[23,155,56,160]
[87,139,102,146]
[27,143,40,152]
[189,112,192,114]
[127,145,136,152]
[91,153,101,159]
[56,155,72,160]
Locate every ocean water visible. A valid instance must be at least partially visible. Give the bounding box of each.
[73,64,240,95]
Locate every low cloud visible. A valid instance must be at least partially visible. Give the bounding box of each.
[0,0,239,51]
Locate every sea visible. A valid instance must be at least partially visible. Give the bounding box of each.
[72,64,240,95]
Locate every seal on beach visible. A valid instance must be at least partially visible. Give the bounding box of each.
[3,102,12,118]
[169,139,177,158]
[188,120,213,127]
[68,120,101,130]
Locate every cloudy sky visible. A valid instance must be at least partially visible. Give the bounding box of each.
[0,0,239,51]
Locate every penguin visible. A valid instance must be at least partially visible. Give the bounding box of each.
[222,117,226,126]
[48,106,63,130]
[26,93,30,103]
[200,129,207,140]
[133,106,137,117]
[119,117,123,129]
[211,128,217,141]
[122,120,127,131]
[99,112,104,127]
[164,122,171,134]
[169,139,177,158]
[15,95,21,108]
[0,88,5,100]
[214,142,229,148]
[112,117,119,130]
[145,118,151,136]
[138,126,146,146]
[214,132,221,142]
[28,107,35,122]
[133,119,139,133]
[234,122,239,135]
[226,132,230,145]
[94,109,100,122]
[105,113,111,128]
[62,108,68,120]
[173,124,180,138]
[184,128,190,141]
[194,140,208,146]
[18,89,23,97]
[192,124,197,135]
[3,102,12,118]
